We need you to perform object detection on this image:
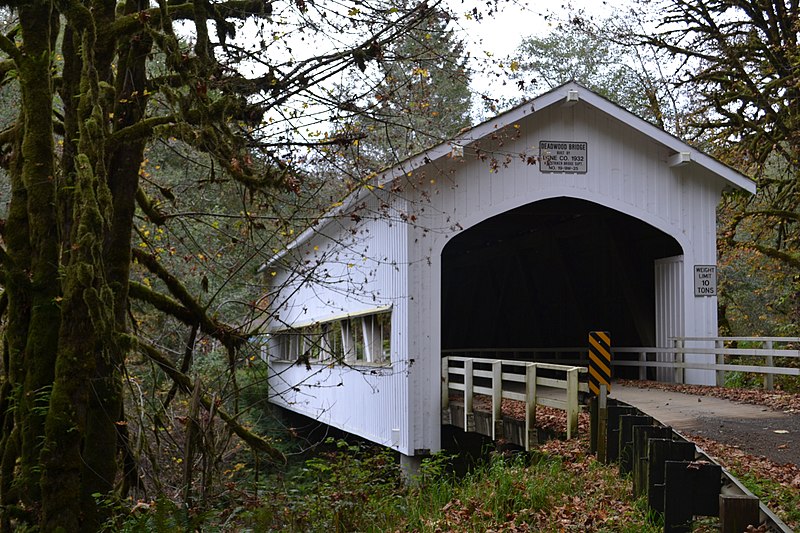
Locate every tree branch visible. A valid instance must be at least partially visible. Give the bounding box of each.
[132,336,285,463]
[743,242,800,270]
[0,290,7,321]
[135,187,168,225]
[0,33,22,63]
[108,116,175,145]
[128,281,245,350]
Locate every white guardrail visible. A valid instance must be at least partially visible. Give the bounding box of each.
[616,337,800,389]
[441,356,588,449]
[445,337,800,391]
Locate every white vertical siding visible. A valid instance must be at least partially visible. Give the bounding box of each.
[655,255,684,381]
[267,191,412,454]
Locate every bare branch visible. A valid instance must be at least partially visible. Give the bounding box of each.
[133,336,285,463]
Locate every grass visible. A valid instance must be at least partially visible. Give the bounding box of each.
[236,439,663,532]
[735,472,800,529]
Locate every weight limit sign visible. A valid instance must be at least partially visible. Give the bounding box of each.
[588,331,612,396]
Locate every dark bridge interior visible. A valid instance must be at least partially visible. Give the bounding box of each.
[441,197,683,352]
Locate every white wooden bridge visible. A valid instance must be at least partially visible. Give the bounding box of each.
[261,82,760,469]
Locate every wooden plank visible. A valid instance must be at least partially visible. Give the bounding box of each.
[503,391,526,402]
[536,363,587,373]
[537,397,567,410]
[492,361,503,439]
[675,336,800,343]
[536,377,568,389]
[525,363,537,451]
[613,360,800,375]
[616,347,800,358]
[566,368,579,439]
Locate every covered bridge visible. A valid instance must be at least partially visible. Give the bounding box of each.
[260,82,755,465]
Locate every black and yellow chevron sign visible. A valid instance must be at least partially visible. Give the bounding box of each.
[588,331,612,396]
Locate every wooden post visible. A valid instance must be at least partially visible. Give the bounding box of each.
[441,357,451,425]
[491,360,503,440]
[464,359,474,432]
[674,338,684,384]
[618,415,652,474]
[664,461,695,533]
[716,339,725,387]
[566,367,579,439]
[719,494,760,533]
[646,439,696,513]
[589,396,598,454]
[632,425,672,497]
[597,384,608,462]
[639,351,647,381]
[525,363,537,451]
[764,340,774,391]
[664,461,722,532]
[605,405,637,463]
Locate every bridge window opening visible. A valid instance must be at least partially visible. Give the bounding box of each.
[441,198,682,379]
[267,310,392,366]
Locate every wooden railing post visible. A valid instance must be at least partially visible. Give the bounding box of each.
[674,338,684,384]
[491,360,503,440]
[764,340,774,391]
[441,357,451,425]
[464,359,474,432]
[525,363,537,451]
[715,339,725,387]
[566,367,579,439]
[639,351,647,381]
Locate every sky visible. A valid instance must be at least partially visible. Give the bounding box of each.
[444,0,636,109]
[449,0,630,57]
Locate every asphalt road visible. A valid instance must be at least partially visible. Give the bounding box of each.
[610,384,799,467]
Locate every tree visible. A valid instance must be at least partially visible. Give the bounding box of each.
[639,0,800,332]
[0,1,440,530]
[511,14,681,131]
[338,8,473,172]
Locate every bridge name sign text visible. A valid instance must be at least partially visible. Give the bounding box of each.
[539,141,588,173]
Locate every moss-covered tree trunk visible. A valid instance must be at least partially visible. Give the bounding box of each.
[0,0,427,530]
[12,1,62,513]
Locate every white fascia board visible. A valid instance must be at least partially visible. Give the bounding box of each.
[374,83,571,188]
[571,85,756,195]
[261,82,756,271]
[381,81,754,194]
[261,191,366,269]
[269,304,393,332]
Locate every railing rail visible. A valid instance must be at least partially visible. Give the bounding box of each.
[444,337,800,390]
[615,338,800,388]
[441,356,588,449]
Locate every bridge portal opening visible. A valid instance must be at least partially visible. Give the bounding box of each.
[441,197,683,369]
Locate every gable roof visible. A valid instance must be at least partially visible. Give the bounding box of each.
[262,81,755,268]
